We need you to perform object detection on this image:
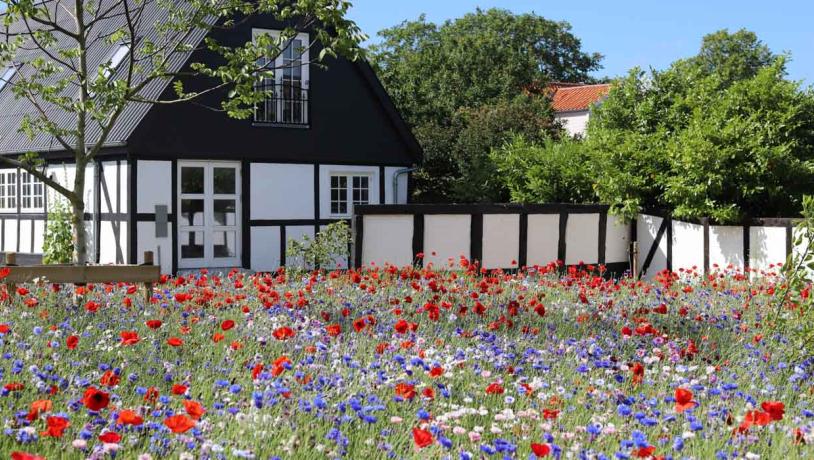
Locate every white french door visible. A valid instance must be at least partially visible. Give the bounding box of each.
[177,161,241,269]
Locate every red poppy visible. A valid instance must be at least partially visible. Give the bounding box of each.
[11,452,45,460]
[4,382,24,392]
[85,301,100,313]
[412,427,433,448]
[167,337,184,347]
[531,443,551,457]
[352,317,366,332]
[164,414,196,433]
[0,324,9,334]
[634,446,656,458]
[542,409,559,420]
[17,287,29,296]
[212,332,225,342]
[394,319,409,334]
[119,331,140,346]
[675,388,696,413]
[428,366,444,378]
[221,319,235,331]
[27,400,52,421]
[631,362,644,385]
[117,409,143,426]
[183,400,206,420]
[326,324,342,337]
[99,431,121,443]
[41,416,70,437]
[66,335,79,350]
[761,401,785,421]
[146,320,162,329]
[272,327,295,340]
[395,383,416,400]
[422,387,435,399]
[485,382,505,395]
[171,384,188,395]
[271,356,291,376]
[144,386,159,404]
[99,370,120,387]
[82,387,110,411]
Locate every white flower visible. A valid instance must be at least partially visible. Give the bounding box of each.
[72,439,87,449]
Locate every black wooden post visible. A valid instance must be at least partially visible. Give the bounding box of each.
[142,251,154,304]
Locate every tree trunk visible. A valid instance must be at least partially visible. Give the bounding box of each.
[72,160,88,265]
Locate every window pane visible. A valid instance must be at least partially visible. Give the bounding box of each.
[213,168,236,194]
[181,231,205,259]
[181,199,205,226]
[214,199,236,226]
[181,167,204,194]
[213,231,237,258]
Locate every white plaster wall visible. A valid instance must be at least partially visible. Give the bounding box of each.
[638,214,667,277]
[319,165,381,218]
[251,163,314,220]
[18,219,32,253]
[750,226,787,274]
[671,220,704,273]
[32,220,44,254]
[606,215,631,263]
[527,214,560,266]
[3,219,17,252]
[709,226,744,270]
[99,222,127,264]
[565,213,599,265]
[250,226,281,272]
[423,215,471,269]
[137,221,172,273]
[384,167,410,205]
[362,215,413,267]
[555,111,589,137]
[136,161,172,213]
[284,225,316,269]
[482,214,519,269]
[100,161,127,214]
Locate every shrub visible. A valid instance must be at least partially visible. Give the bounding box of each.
[286,220,352,269]
[42,199,74,264]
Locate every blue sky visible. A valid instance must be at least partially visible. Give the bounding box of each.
[348,0,814,85]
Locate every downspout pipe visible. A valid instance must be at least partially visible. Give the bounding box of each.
[392,167,416,204]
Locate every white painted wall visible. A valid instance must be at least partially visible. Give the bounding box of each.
[526,214,559,266]
[100,161,127,214]
[137,221,173,273]
[99,222,127,264]
[423,215,471,269]
[750,226,787,274]
[565,213,599,265]
[384,167,410,205]
[251,163,314,220]
[136,161,172,213]
[671,220,704,273]
[3,219,17,252]
[318,165,381,218]
[362,215,413,267]
[709,226,744,270]
[606,215,631,263]
[482,214,519,269]
[555,110,589,137]
[250,226,281,272]
[638,214,667,276]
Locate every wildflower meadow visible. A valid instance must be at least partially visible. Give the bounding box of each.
[0,260,812,460]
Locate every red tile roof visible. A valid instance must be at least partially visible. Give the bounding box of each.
[549,83,611,113]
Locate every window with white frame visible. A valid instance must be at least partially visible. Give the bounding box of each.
[20,172,44,211]
[0,171,17,211]
[253,29,310,125]
[330,174,369,216]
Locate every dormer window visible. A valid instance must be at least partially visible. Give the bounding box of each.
[0,65,17,92]
[252,30,310,126]
[104,44,130,78]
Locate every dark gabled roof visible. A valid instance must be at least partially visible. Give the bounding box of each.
[0,0,210,154]
[0,1,421,162]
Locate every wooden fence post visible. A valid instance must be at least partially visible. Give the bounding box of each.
[630,242,639,279]
[143,251,154,304]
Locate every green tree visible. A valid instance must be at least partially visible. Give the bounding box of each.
[369,8,602,126]
[0,0,362,263]
[369,8,601,202]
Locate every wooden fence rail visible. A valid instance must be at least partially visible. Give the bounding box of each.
[3,251,160,303]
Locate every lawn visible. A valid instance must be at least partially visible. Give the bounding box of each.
[0,262,811,459]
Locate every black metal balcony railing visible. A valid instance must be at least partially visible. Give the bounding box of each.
[254,82,310,126]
